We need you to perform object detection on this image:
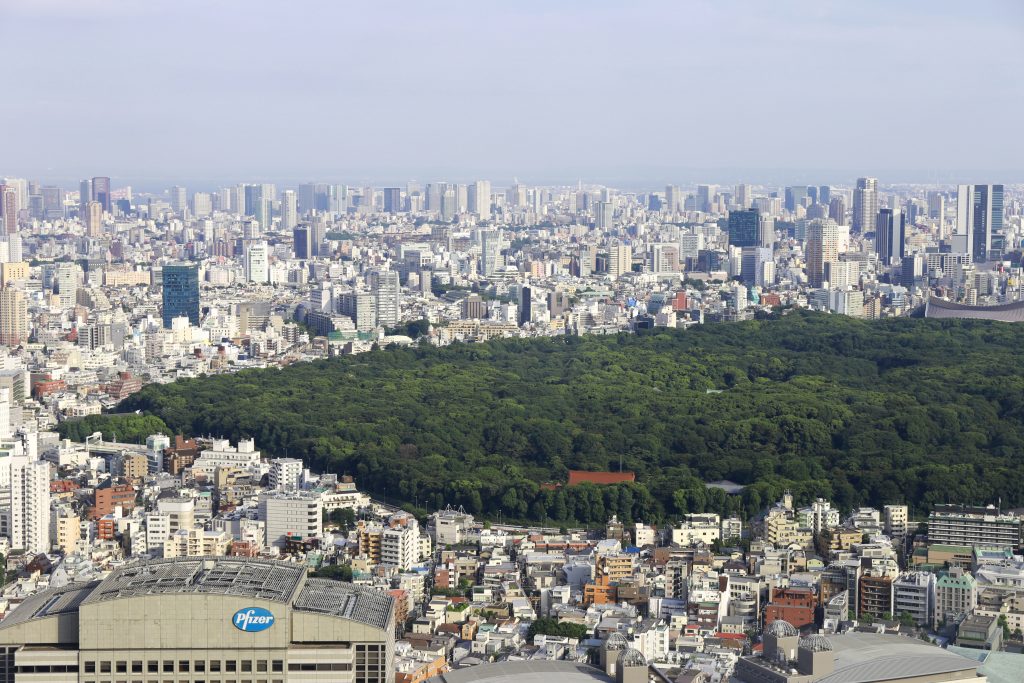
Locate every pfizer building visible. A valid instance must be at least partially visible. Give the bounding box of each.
[0,557,395,683]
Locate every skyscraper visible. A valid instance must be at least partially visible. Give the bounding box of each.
[728,209,762,247]
[293,226,312,260]
[875,208,906,265]
[91,176,112,213]
[55,263,78,309]
[806,218,840,288]
[595,201,614,229]
[607,243,632,278]
[696,184,715,212]
[666,185,682,213]
[469,180,491,219]
[245,241,270,283]
[382,187,402,213]
[518,285,531,326]
[785,186,808,212]
[281,189,298,229]
[85,201,103,237]
[170,185,187,215]
[162,263,200,328]
[480,230,502,276]
[78,179,92,213]
[8,455,51,554]
[371,269,400,328]
[829,196,847,225]
[0,288,28,346]
[0,186,16,234]
[852,177,878,234]
[956,184,1004,262]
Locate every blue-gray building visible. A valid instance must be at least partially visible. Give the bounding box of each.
[162,263,200,328]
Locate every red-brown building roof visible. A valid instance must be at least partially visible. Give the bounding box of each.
[568,470,636,486]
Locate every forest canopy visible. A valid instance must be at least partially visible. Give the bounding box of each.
[60,311,1024,525]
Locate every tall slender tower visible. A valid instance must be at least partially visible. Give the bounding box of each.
[806,219,840,288]
[852,177,878,234]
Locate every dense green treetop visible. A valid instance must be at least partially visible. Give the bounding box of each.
[60,311,1024,524]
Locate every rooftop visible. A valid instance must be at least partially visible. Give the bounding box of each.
[815,632,979,683]
[427,661,611,683]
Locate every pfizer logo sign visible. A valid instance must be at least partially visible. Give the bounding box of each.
[232,607,275,632]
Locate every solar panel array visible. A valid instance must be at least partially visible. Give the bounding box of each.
[294,578,393,630]
[85,558,304,604]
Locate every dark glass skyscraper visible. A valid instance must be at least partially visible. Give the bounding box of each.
[91,176,112,213]
[875,208,906,265]
[162,263,200,328]
[728,209,761,247]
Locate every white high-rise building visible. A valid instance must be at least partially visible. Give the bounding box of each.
[269,457,303,491]
[9,457,50,554]
[258,492,322,549]
[281,190,298,230]
[244,241,269,283]
[608,243,632,278]
[806,218,840,288]
[372,270,400,328]
[55,263,78,308]
[480,229,502,276]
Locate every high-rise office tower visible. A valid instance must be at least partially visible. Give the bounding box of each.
[440,189,458,221]
[696,184,715,212]
[245,241,270,283]
[901,254,925,289]
[480,229,502,276]
[819,186,832,205]
[927,192,945,220]
[91,176,112,212]
[666,185,682,213]
[55,263,78,308]
[852,177,878,234]
[191,192,212,217]
[281,190,298,229]
[0,288,28,346]
[518,285,531,326]
[956,184,1004,263]
[293,226,312,260]
[85,201,103,237]
[728,209,762,247]
[382,188,402,213]
[170,186,187,215]
[651,243,680,274]
[785,186,808,212]
[371,270,400,328]
[829,196,847,225]
[0,186,16,234]
[469,180,491,219]
[79,179,92,213]
[734,184,751,210]
[875,208,906,265]
[741,246,774,287]
[161,263,200,328]
[607,243,632,278]
[806,218,840,288]
[595,201,614,230]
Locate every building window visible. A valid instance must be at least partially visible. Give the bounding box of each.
[195,661,206,672]
[256,660,267,672]
[271,661,283,672]
[101,661,112,673]
[210,660,222,672]
[132,661,143,673]
[163,660,174,672]
[148,661,159,673]
[116,661,127,673]
[84,661,96,673]
[179,660,190,672]
[225,660,237,672]
[241,661,252,672]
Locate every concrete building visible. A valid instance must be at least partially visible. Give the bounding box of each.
[928,504,1020,549]
[893,572,935,626]
[270,458,304,491]
[0,557,395,682]
[259,492,322,549]
[935,568,977,628]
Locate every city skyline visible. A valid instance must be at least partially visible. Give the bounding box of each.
[1,0,1022,184]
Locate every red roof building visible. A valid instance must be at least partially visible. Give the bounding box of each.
[567,470,636,486]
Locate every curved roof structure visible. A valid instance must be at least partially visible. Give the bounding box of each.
[620,648,648,667]
[800,634,834,652]
[1,557,393,632]
[427,661,612,683]
[924,296,1024,322]
[604,632,629,650]
[764,619,798,637]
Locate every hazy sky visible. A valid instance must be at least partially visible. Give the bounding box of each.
[1,0,1022,189]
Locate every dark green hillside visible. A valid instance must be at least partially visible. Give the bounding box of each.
[64,311,1024,524]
